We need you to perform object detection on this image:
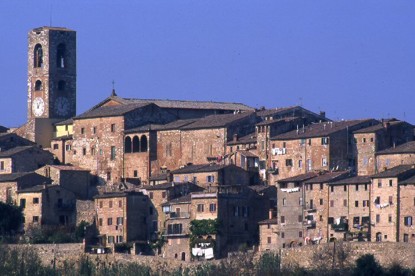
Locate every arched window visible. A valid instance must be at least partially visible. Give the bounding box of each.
[35,80,42,91]
[57,44,66,68]
[140,135,148,152]
[34,44,43,68]
[124,137,132,153]
[132,136,140,153]
[58,80,66,91]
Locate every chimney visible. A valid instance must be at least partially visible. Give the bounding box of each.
[268,209,274,219]
[233,133,238,142]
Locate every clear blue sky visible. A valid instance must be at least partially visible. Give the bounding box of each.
[1,1,415,127]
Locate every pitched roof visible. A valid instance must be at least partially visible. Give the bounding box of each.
[371,165,415,178]
[237,150,258,158]
[329,176,371,186]
[149,173,170,181]
[354,119,412,134]
[125,119,197,133]
[227,132,256,145]
[256,117,299,127]
[376,141,415,155]
[54,118,73,126]
[171,163,231,174]
[17,184,63,193]
[399,175,415,185]
[141,182,196,190]
[0,172,31,182]
[93,191,144,199]
[74,103,151,120]
[48,165,90,171]
[92,95,253,112]
[164,194,192,205]
[304,171,351,184]
[0,125,8,133]
[256,106,300,118]
[180,112,256,130]
[278,172,319,183]
[271,119,377,140]
[0,146,36,158]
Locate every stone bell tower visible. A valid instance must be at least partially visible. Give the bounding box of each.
[17,26,77,147]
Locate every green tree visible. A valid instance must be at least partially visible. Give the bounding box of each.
[0,201,24,235]
[353,254,383,276]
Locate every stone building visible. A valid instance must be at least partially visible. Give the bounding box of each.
[269,119,378,182]
[0,145,54,174]
[17,184,76,230]
[327,176,371,241]
[171,163,252,189]
[397,175,415,243]
[376,141,415,171]
[140,182,204,239]
[353,119,413,175]
[370,165,415,242]
[94,191,149,245]
[35,164,93,199]
[0,172,50,205]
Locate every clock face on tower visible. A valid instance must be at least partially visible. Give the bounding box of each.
[54,97,70,117]
[32,97,45,117]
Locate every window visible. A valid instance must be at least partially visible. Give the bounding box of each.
[378,180,382,188]
[20,198,26,208]
[111,146,116,160]
[133,170,138,177]
[149,192,153,199]
[267,237,271,244]
[404,216,413,226]
[299,197,303,206]
[140,135,148,152]
[320,183,323,190]
[107,218,113,225]
[389,196,393,205]
[56,43,66,68]
[91,147,96,156]
[119,200,122,208]
[353,217,360,225]
[116,217,123,225]
[234,206,240,216]
[197,204,204,212]
[281,216,285,223]
[388,215,392,223]
[52,144,59,150]
[209,203,216,212]
[285,159,293,167]
[321,137,329,145]
[310,184,313,190]
[109,201,113,208]
[355,184,359,191]
[299,231,303,238]
[282,198,286,206]
[65,144,71,151]
[330,186,334,192]
[93,127,97,134]
[355,201,359,207]
[344,185,347,192]
[375,196,380,205]
[330,200,334,207]
[322,158,327,166]
[300,138,306,145]
[376,214,380,223]
[320,215,323,221]
[389,179,393,187]
[33,216,39,223]
[310,199,314,209]
[34,44,43,68]
[107,172,111,181]
[162,192,166,198]
[362,138,366,143]
[35,80,42,90]
[343,199,347,207]
[98,218,103,226]
[99,201,103,208]
[111,124,116,132]
[298,160,302,168]
[33,198,39,204]
[0,161,4,171]
[82,148,86,155]
[108,236,114,244]
[363,200,369,207]
[320,198,323,205]
[365,184,368,191]
[206,175,215,183]
[281,232,285,238]
[81,128,85,134]
[298,215,302,222]
[404,234,409,243]
[328,217,334,224]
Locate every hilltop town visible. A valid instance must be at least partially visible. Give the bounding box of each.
[1,26,415,263]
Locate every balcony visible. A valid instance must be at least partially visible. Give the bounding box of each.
[304,220,316,228]
[331,220,348,232]
[169,212,190,219]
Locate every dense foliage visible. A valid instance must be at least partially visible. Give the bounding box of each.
[189,219,220,236]
[0,202,24,235]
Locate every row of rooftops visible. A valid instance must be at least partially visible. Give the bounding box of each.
[277,164,415,186]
